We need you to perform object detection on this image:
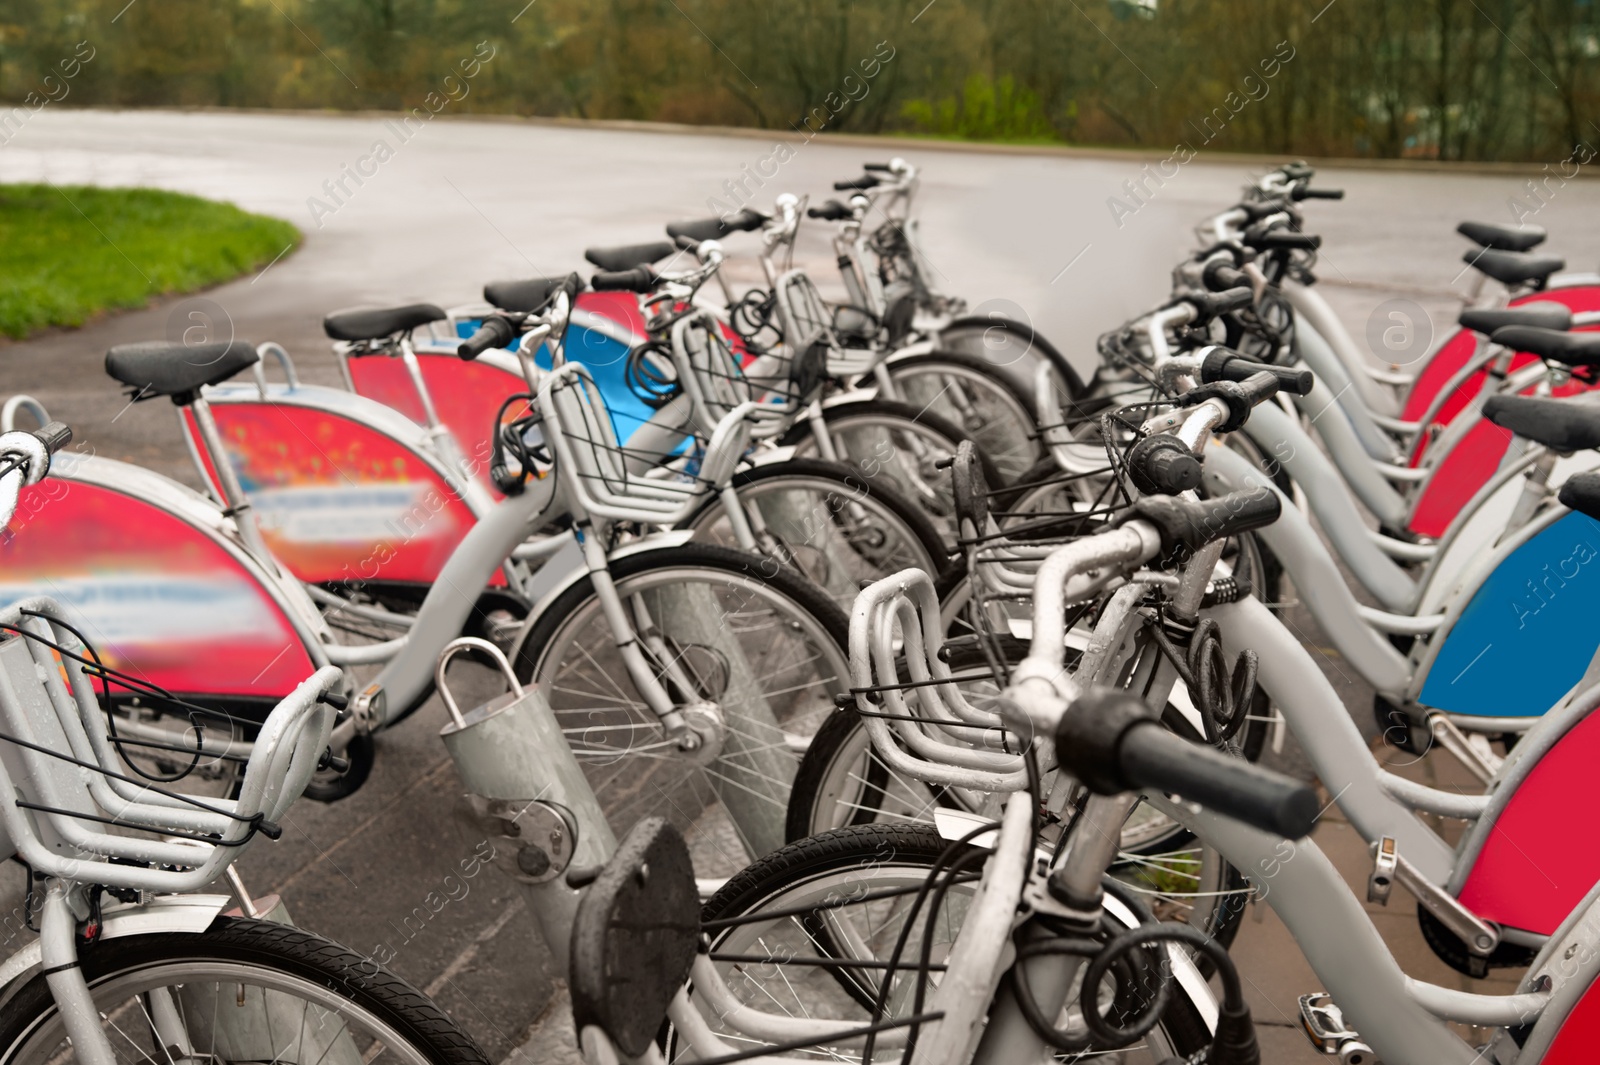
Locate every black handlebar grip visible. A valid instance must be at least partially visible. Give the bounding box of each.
[32,421,73,455]
[834,175,881,191]
[673,234,700,251]
[1255,231,1322,250]
[1202,260,1249,292]
[1126,486,1282,557]
[590,267,658,293]
[457,317,516,360]
[1126,435,1202,496]
[728,207,769,232]
[1053,688,1319,839]
[863,162,894,171]
[807,199,853,221]
[1120,723,1320,838]
[1200,348,1314,396]
[1294,187,1344,200]
[1235,369,1286,407]
[664,208,767,243]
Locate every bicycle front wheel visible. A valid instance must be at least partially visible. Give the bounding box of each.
[886,351,1042,483]
[0,917,488,1065]
[677,457,949,610]
[513,542,851,866]
[681,823,1212,1062]
[778,398,1005,547]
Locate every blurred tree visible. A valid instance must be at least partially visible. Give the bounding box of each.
[0,0,1591,162]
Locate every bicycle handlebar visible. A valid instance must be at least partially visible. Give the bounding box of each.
[1056,689,1320,839]
[1122,486,1282,558]
[1184,286,1255,319]
[1294,186,1344,201]
[1250,230,1321,251]
[834,174,882,191]
[0,420,74,532]
[1202,260,1250,292]
[32,421,72,455]
[1126,435,1203,496]
[457,316,517,360]
[591,266,658,293]
[1199,347,1314,395]
[665,208,767,243]
[807,199,853,221]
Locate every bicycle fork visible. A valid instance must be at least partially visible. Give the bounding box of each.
[576,528,694,741]
[572,526,795,857]
[39,884,363,1065]
[39,884,117,1065]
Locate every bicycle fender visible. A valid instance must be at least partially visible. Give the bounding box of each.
[817,389,881,410]
[744,445,800,467]
[883,340,938,362]
[507,530,698,665]
[0,894,231,1005]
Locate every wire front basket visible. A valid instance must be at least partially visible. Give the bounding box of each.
[537,362,754,525]
[849,570,1029,794]
[0,597,341,894]
[667,311,822,443]
[774,270,877,381]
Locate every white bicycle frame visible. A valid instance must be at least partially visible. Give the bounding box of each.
[990,413,1600,1063]
[0,593,344,1065]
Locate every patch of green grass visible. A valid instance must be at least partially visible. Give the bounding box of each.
[0,185,300,339]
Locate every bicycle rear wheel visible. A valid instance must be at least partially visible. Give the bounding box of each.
[0,917,487,1065]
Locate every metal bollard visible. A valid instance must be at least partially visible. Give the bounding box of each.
[436,637,617,971]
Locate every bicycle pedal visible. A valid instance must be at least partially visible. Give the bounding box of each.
[1368,836,1396,904]
[1298,993,1378,1063]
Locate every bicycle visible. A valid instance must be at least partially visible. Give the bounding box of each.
[719,384,1600,1063]
[806,357,1600,984]
[2,294,860,863]
[0,428,487,1065]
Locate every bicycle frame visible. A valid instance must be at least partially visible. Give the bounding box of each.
[457,653,1196,1065]
[992,514,1600,1064]
[1202,442,1600,727]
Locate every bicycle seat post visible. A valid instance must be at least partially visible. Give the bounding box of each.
[187,388,276,569]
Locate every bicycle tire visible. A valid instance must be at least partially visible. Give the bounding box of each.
[675,457,951,597]
[0,916,489,1065]
[776,399,1008,546]
[695,823,1212,1058]
[885,350,1043,482]
[934,315,1088,399]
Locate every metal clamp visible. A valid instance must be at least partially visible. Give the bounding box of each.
[466,796,577,885]
[435,637,524,728]
[351,680,386,734]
